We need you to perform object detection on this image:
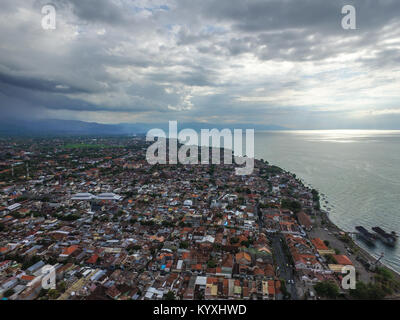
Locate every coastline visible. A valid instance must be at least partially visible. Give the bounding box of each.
[322,207,400,279]
[173,143,400,283]
[300,178,400,282]
[254,156,400,282]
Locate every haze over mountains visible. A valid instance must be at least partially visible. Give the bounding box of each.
[0,119,287,136]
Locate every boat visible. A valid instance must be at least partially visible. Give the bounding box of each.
[355,226,376,246]
[372,226,397,247]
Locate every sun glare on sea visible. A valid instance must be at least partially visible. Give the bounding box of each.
[284,129,400,143]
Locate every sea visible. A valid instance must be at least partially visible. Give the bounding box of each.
[253,130,400,273]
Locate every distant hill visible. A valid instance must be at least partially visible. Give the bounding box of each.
[118,122,288,133]
[0,119,288,136]
[0,119,123,136]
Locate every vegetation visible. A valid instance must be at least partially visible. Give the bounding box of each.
[140,220,155,226]
[265,165,284,175]
[53,213,80,221]
[311,189,320,209]
[373,267,400,295]
[164,291,176,300]
[280,279,291,299]
[21,256,41,270]
[240,240,251,248]
[281,199,302,213]
[349,281,386,300]
[57,281,67,293]
[3,289,15,298]
[314,281,339,299]
[48,289,61,300]
[324,254,337,264]
[64,144,120,149]
[207,260,217,268]
[280,237,295,266]
[161,220,174,227]
[178,221,192,228]
[179,241,189,249]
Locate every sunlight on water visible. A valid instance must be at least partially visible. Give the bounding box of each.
[277,130,400,143]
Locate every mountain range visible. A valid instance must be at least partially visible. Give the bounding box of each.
[0,119,288,136]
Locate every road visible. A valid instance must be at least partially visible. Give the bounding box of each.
[258,205,298,299]
[271,234,298,300]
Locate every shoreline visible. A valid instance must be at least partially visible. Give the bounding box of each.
[322,209,400,279]
[254,157,400,281]
[166,142,400,281]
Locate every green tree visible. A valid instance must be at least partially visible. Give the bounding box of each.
[241,240,250,248]
[350,278,393,300]
[164,291,176,300]
[58,281,67,293]
[3,288,15,298]
[325,254,337,264]
[179,241,189,249]
[281,199,302,213]
[207,260,217,268]
[314,281,339,299]
[48,289,60,300]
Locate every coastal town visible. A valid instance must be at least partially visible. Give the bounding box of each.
[0,136,398,300]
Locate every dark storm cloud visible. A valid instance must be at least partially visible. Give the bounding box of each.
[172,0,400,64]
[49,0,129,25]
[0,72,89,94]
[194,0,400,33]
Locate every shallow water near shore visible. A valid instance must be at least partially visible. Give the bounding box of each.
[254,130,400,273]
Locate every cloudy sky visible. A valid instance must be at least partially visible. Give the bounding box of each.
[1,0,400,129]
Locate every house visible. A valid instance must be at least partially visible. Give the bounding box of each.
[297,211,312,230]
[333,254,353,265]
[0,260,12,272]
[236,252,251,265]
[106,285,121,300]
[311,238,335,255]
[59,245,79,259]
[221,254,233,278]
[293,253,323,271]
[86,254,99,265]
[26,261,45,275]
[7,203,21,212]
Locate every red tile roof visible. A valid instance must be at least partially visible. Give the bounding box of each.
[61,245,79,256]
[333,254,353,265]
[87,254,99,264]
[21,275,36,281]
[312,238,329,251]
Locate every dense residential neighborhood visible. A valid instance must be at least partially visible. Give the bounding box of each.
[0,137,397,300]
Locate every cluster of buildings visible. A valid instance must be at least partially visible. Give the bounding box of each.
[0,137,354,300]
